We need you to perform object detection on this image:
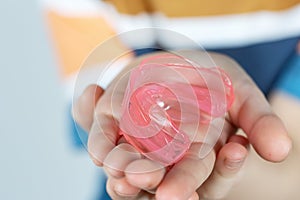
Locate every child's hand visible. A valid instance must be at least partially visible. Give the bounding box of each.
[73,52,291,200]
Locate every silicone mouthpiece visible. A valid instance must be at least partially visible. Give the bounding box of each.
[119,53,234,166]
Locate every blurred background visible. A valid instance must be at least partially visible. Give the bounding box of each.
[0,0,106,199]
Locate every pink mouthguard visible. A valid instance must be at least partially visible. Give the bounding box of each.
[119,53,234,166]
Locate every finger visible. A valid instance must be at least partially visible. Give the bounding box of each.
[87,114,119,167]
[106,177,141,200]
[125,159,166,191]
[211,53,291,162]
[198,136,248,199]
[72,84,104,132]
[156,143,216,200]
[230,74,291,162]
[87,72,129,165]
[103,143,142,178]
[107,177,157,200]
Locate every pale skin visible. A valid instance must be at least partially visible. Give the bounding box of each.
[73,51,292,200]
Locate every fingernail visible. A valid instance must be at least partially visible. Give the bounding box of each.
[114,184,137,197]
[224,158,245,170]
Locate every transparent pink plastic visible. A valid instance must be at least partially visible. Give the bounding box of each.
[119,53,234,166]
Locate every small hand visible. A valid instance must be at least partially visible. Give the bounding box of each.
[73,52,291,200]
